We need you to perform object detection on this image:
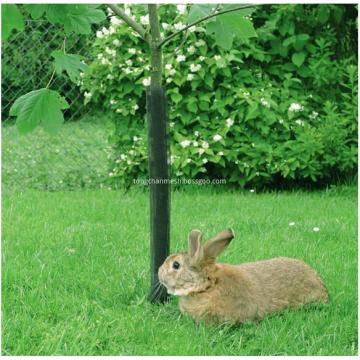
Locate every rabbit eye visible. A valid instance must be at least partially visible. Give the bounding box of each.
[172,261,180,270]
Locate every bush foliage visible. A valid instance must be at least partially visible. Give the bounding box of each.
[82,4,357,188]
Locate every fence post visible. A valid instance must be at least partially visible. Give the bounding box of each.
[146,86,170,303]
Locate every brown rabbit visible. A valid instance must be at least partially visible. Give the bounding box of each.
[158,228,329,325]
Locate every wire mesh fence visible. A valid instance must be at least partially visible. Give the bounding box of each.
[2,17,111,192]
[2,18,95,123]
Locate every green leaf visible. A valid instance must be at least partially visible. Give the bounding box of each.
[9,89,69,134]
[187,4,214,24]
[222,14,257,39]
[23,4,47,19]
[207,20,234,50]
[221,4,256,17]
[43,5,106,35]
[207,13,257,50]
[292,52,306,67]
[2,4,24,42]
[187,101,198,113]
[51,50,87,83]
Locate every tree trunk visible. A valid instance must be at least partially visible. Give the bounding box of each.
[147,4,170,303]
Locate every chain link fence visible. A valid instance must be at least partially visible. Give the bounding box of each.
[2,17,111,191]
[2,18,95,122]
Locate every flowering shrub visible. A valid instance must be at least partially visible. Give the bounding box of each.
[81,4,357,188]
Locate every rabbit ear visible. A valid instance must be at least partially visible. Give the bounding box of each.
[204,228,235,258]
[188,229,203,259]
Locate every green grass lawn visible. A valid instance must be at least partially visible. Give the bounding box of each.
[2,114,109,191]
[2,187,357,355]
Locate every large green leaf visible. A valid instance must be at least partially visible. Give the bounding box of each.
[207,19,233,50]
[292,52,306,67]
[51,50,88,82]
[2,4,24,42]
[9,89,69,134]
[23,4,47,19]
[221,4,256,17]
[187,4,215,24]
[29,5,106,35]
[206,13,257,50]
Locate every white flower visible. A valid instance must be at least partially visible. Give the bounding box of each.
[120,154,127,160]
[201,141,209,149]
[108,26,116,34]
[109,172,114,177]
[129,150,135,155]
[198,148,205,155]
[107,7,114,15]
[97,53,103,60]
[107,74,114,80]
[190,64,201,72]
[112,39,121,47]
[187,46,196,54]
[166,78,172,84]
[295,119,305,126]
[116,108,122,113]
[174,22,185,31]
[101,27,109,36]
[194,131,199,137]
[218,151,224,156]
[133,104,139,111]
[128,48,136,55]
[189,26,196,32]
[176,55,186,62]
[140,15,149,25]
[169,69,176,76]
[176,171,183,176]
[133,136,139,142]
[226,118,234,128]
[84,91,92,99]
[279,119,284,124]
[196,39,206,47]
[313,227,320,232]
[186,158,192,164]
[101,58,111,65]
[289,222,295,226]
[180,140,191,148]
[96,30,103,38]
[165,64,173,70]
[187,74,194,81]
[213,134,222,142]
[250,189,255,193]
[260,97,270,108]
[214,55,221,61]
[110,16,122,26]
[125,59,133,66]
[192,141,198,147]
[110,99,117,105]
[169,122,175,128]
[127,160,132,165]
[124,7,131,16]
[199,56,205,61]
[309,111,319,120]
[162,22,170,30]
[288,102,303,112]
[176,4,187,14]
[143,77,151,86]
[202,158,208,164]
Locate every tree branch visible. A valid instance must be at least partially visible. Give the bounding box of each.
[107,4,149,43]
[158,4,258,48]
